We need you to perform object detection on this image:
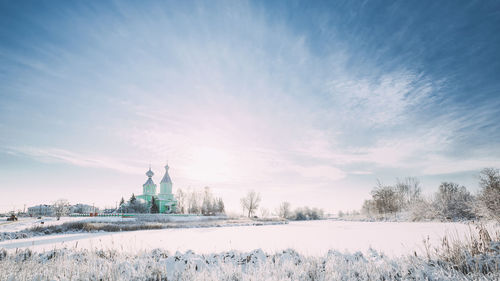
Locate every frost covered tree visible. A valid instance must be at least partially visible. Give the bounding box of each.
[175,188,186,214]
[371,182,400,214]
[53,199,70,220]
[122,193,148,213]
[278,201,292,219]
[292,206,324,220]
[259,208,270,218]
[214,197,225,214]
[433,182,475,220]
[409,197,436,221]
[174,187,225,215]
[477,168,500,220]
[187,189,201,214]
[395,177,422,209]
[365,177,422,216]
[201,186,214,215]
[240,190,261,217]
[361,199,378,216]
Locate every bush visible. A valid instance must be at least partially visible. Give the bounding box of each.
[291,207,324,221]
[433,182,475,221]
[409,198,436,221]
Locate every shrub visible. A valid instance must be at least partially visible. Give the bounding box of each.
[291,207,324,221]
[433,182,475,220]
[409,198,436,221]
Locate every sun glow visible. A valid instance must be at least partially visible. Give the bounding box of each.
[186,146,235,183]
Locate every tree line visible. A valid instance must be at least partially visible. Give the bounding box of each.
[277,201,324,220]
[239,190,324,220]
[360,168,500,221]
[175,186,225,215]
[117,186,225,215]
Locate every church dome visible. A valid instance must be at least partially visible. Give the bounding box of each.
[146,167,154,178]
[160,164,172,184]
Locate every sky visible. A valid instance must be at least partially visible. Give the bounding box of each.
[1,0,499,214]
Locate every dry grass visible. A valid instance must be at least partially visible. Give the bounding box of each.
[424,223,500,274]
[28,221,165,234]
[1,247,497,280]
[13,218,287,240]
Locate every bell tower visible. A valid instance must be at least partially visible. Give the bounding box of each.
[159,164,172,195]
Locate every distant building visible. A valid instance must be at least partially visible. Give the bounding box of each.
[70,203,96,214]
[137,164,177,213]
[27,204,54,216]
[102,208,116,214]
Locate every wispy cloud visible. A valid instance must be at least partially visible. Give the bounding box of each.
[328,71,435,126]
[6,146,143,174]
[0,1,499,212]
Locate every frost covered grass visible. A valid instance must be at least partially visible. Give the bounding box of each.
[423,224,500,275]
[0,246,498,281]
[29,220,164,233]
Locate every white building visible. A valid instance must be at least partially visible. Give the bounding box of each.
[27,204,54,216]
[70,203,96,214]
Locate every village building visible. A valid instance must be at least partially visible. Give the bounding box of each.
[27,203,98,216]
[70,203,96,214]
[27,204,54,216]
[137,164,177,213]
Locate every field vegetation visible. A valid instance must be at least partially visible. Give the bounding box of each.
[0,224,498,280]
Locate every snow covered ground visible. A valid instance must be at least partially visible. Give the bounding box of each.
[0,220,482,257]
[1,220,498,280]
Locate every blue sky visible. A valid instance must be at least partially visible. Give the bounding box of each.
[1,0,499,213]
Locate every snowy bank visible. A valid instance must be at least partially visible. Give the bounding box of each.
[0,247,498,280]
[0,216,287,242]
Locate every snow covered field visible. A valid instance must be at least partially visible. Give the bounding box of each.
[1,220,498,280]
[0,220,481,257]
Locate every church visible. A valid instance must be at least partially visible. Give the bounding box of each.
[137,164,177,213]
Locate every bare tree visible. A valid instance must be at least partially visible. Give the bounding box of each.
[53,199,70,220]
[278,201,292,219]
[259,208,270,218]
[478,168,500,220]
[395,177,422,209]
[175,188,186,214]
[214,197,225,214]
[240,190,261,218]
[201,186,214,215]
[371,181,399,214]
[361,199,377,216]
[187,188,201,214]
